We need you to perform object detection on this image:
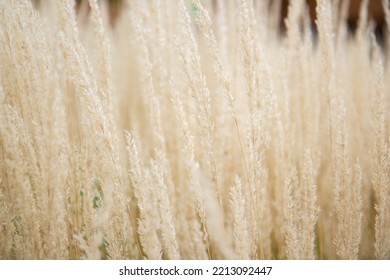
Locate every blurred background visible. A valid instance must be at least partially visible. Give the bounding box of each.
[30,0,388,33]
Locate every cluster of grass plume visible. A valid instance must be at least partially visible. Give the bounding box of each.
[0,0,390,259]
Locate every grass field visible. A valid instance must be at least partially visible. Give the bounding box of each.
[0,0,389,260]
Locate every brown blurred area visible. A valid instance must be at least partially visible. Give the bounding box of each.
[31,0,122,26]
[281,0,387,32]
[31,0,389,33]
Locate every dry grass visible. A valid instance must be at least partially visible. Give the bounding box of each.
[0,0,390,260]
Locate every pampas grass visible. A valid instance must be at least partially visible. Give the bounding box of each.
[1,0,390,260]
